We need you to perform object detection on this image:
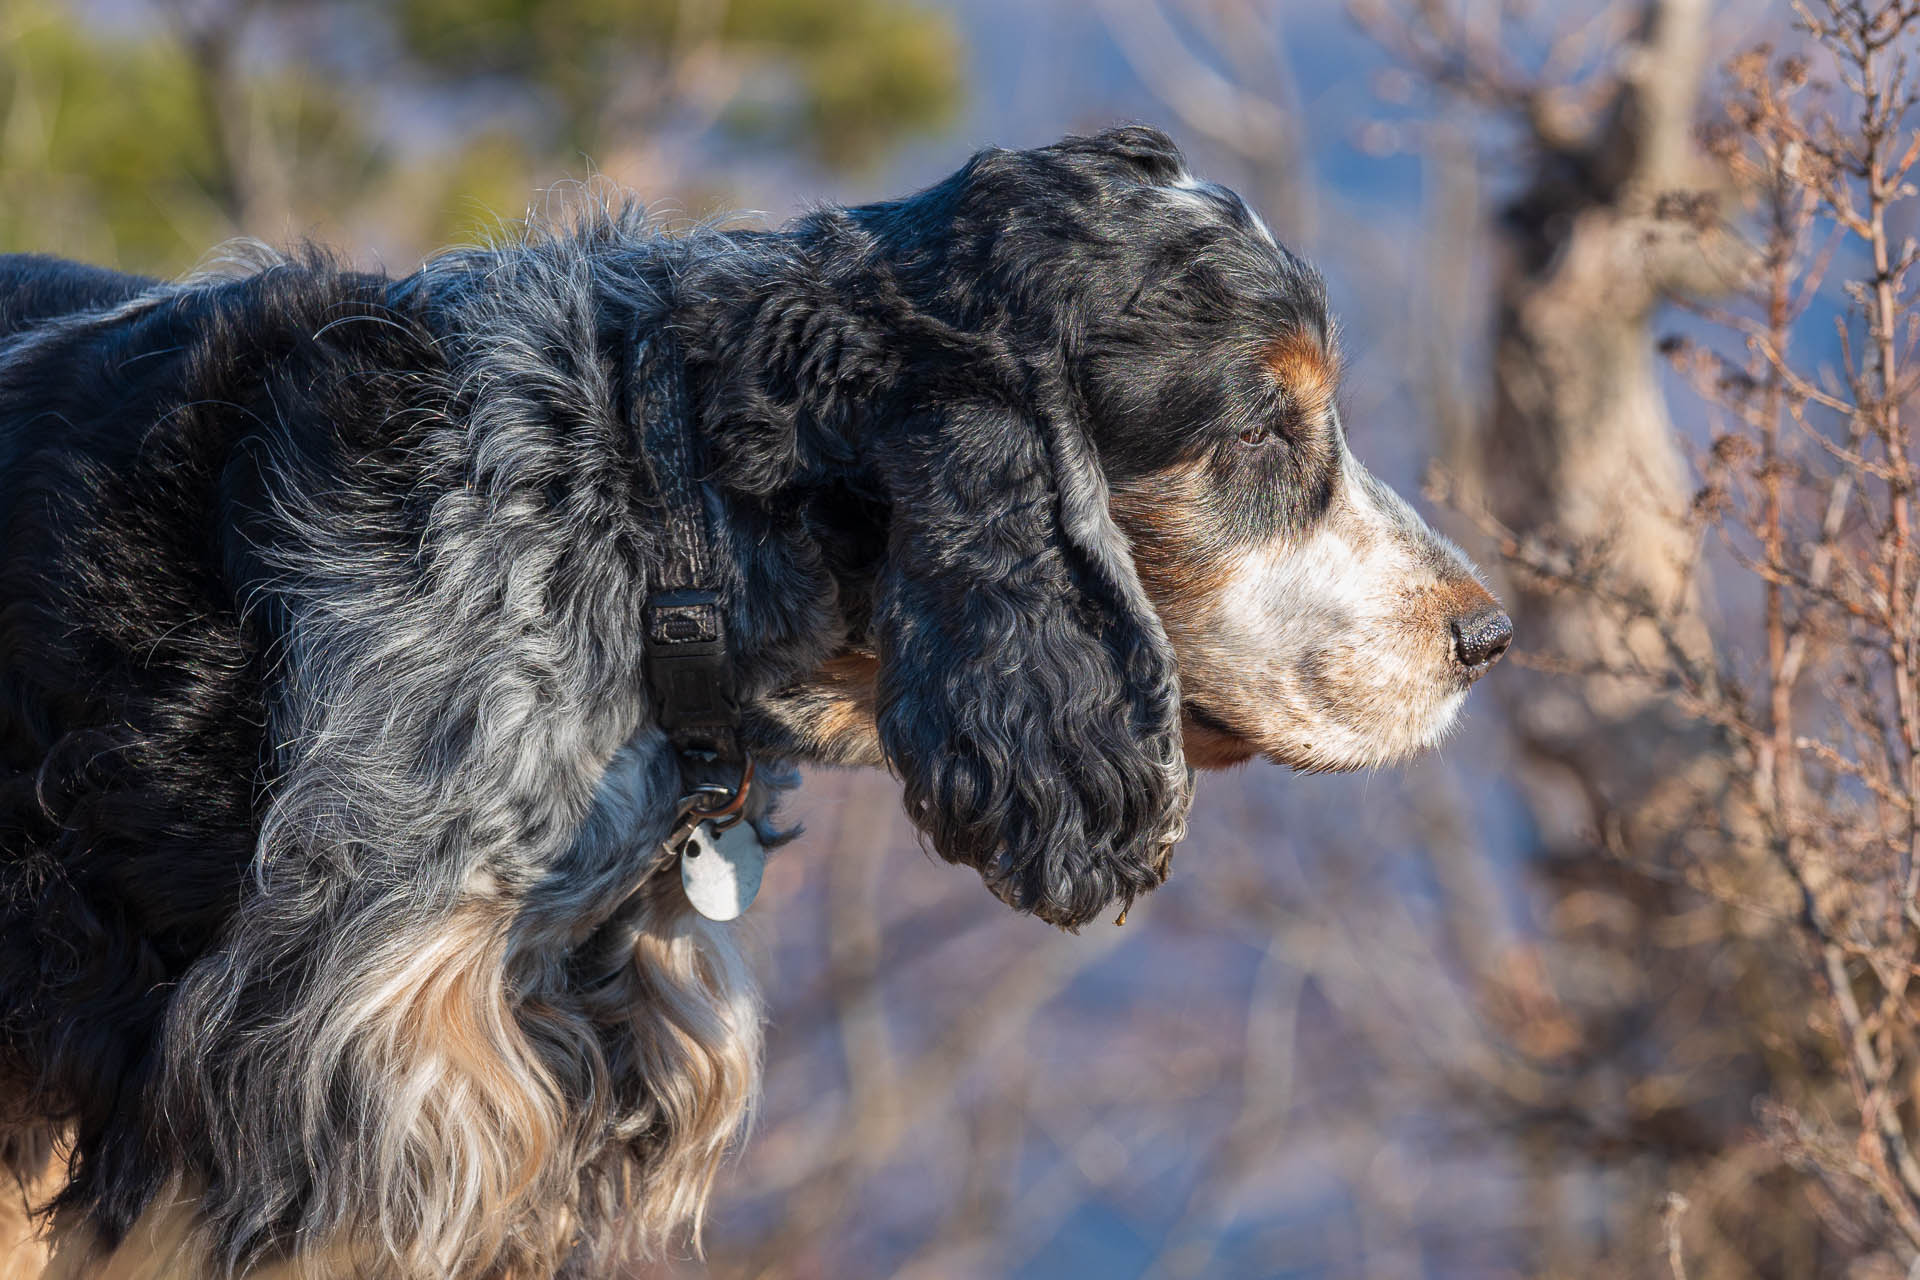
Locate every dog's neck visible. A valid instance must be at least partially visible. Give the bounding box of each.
[596,229,897,768]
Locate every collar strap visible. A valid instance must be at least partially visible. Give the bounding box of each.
[631,327,740,763]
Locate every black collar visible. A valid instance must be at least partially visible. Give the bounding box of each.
[627,325,740,764]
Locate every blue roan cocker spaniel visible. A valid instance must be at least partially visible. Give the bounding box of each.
[0,128,1508,1278]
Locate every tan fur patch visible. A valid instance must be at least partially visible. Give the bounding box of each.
[337,901,571,1275]
[1110,463,1236,619]
[0,1135,58,1280]
[1264,330,1339,424]
[1111,463,1265,770]
[595,885,760,1259]
[53,903,579,1280]
[811,652,880,748]
[760,650,884,765]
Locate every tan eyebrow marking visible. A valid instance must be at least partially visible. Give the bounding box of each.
[1264,330,1339,423]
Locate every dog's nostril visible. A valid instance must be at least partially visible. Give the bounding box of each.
[1451,607,1513,674]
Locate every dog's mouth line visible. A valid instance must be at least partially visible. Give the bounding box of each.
[1181,700,1242,739]
[1180,700,1268,770]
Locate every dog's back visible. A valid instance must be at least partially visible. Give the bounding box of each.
[0,255,154,344]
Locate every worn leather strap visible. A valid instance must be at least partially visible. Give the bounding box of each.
[630,326,740,763]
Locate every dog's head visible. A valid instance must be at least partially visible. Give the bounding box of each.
[750,127,1506,927]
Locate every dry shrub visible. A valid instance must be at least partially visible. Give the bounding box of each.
[1460,2,1920,1272]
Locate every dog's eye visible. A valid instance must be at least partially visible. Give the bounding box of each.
[1238,425,1273,446]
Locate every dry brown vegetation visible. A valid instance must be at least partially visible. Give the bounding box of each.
[690,3,1920,1276]
[1371,0,1920,1273]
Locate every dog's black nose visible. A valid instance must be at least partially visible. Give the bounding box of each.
[1451,607,1512,675]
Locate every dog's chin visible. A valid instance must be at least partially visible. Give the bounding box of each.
[1184,690,1469,774]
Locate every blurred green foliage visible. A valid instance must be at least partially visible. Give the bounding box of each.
[0,4,376,270]
[0,0,963,274]
[394,0,962,168]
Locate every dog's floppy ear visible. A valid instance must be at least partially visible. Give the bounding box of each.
[869,396,1191,930]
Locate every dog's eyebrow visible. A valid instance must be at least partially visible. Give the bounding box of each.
[1264,330,1339,422]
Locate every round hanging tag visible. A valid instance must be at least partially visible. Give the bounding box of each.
[680,820,766,921]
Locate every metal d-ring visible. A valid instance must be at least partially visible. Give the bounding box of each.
[664,756,757,857]
[689,757,755,831]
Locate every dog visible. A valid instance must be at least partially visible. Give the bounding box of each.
[0,126,1507,1278]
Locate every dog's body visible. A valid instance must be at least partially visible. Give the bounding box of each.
[0,129,1506,1277]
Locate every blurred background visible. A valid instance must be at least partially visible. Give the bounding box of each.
[12,1,1918,1277]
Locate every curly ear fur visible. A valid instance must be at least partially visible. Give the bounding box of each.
[870,398,1191,930]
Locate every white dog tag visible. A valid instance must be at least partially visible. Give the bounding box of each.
[680,820,765,921]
